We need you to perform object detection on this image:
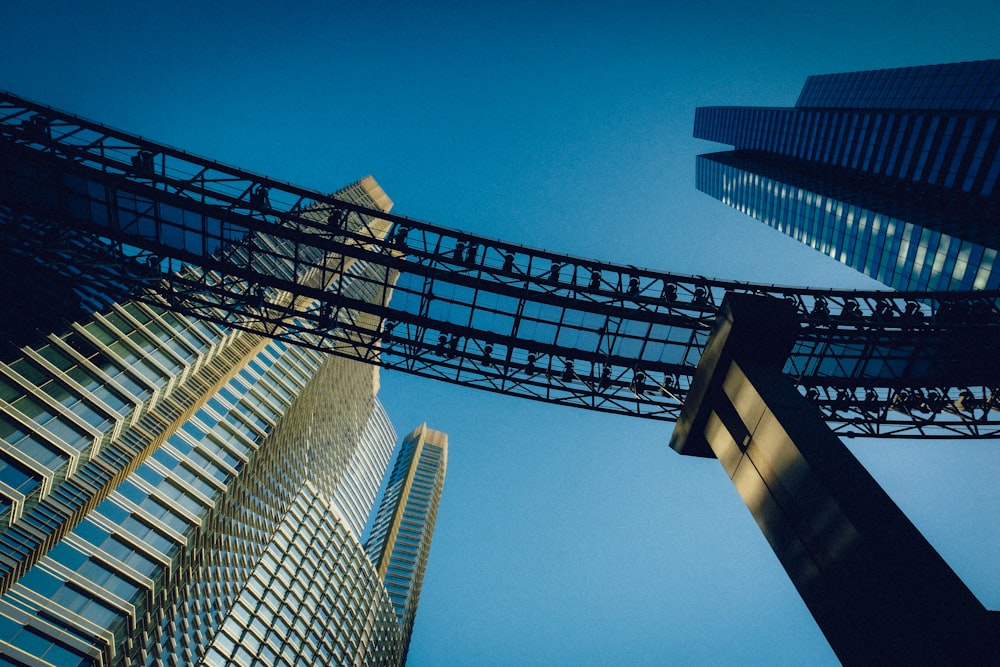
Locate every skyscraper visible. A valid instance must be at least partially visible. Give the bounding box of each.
[0,170,444,665]
[365,424,447,657]
[694,59,1000,291]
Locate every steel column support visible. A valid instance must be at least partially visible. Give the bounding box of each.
[670,293,999,665]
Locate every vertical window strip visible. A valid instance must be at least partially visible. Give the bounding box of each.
[861,114,883,171]
[912,115,941,183]
[850,113,870,169]
[884,115,910,177]
[982,150,1000,196]
[897,115,925,179]
[873,114,897,174]
[928,116,958,183]
[944,117,978,188]
[963,117,997,192]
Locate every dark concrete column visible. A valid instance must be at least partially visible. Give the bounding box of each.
[670,293,998,665]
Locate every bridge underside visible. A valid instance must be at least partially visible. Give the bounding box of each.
[3,91,1000,439]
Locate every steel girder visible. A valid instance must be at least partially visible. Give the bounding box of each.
[3,91,1000,438]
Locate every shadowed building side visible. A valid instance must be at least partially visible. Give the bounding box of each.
[694,59,1000,291]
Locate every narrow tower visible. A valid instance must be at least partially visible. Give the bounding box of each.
[365,424,448,657]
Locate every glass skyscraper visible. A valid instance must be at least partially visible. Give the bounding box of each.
[694,59,1000,291]
[0,175,445,665]
[365,424,447,658]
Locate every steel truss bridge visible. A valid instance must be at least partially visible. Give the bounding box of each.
[2,92,1000,440]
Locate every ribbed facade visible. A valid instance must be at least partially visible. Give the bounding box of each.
[694,60,1000,291]
[696,152,999,291]
[0,176,438,666]
[795,60,1000,112]
[365,425,447,660]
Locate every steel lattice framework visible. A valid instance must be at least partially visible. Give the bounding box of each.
[3,91,1000,438]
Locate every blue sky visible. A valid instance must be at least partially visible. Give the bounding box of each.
[3,1,999,664]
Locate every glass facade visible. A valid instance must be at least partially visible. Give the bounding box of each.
[796,60,1000,112]
[365,425,447,658]
[696,152,999,291]
[694,60,1000,291]
[0,177,443,665]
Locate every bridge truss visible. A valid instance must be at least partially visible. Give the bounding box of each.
[3,91,1000,439]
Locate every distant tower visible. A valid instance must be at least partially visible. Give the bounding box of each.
[365,424,448,657]
[694,59,1000,291]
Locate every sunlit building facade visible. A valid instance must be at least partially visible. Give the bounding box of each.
[365,424,447,658]
[0,176,443,666]
[695,59,1000,291]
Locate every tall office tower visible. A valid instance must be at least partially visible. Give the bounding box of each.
[0,171,441,665]
[694,59,1000,291]
[365,424,447,659]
